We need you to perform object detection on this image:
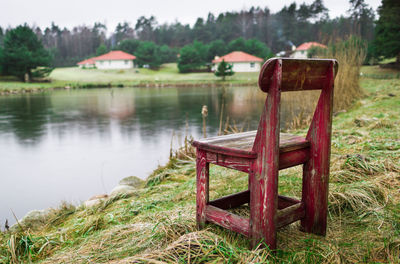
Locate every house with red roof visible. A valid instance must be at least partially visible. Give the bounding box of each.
[77,58,96,69]
[290,42,327,59]
[212,51,264,72]
[77,50,136,69]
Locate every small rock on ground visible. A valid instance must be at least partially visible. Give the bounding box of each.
[110,185,136,197]
[119,176,145,188]
[83,194,109,208]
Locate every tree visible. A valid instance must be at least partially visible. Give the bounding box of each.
[228,37,246,52]
[0,46,3,75]
[135,41,161,69]
[117,39,141,55]
[158,45,178,63]
[1,25,52,81]
[214,59,234,80]
[244,39,273,59]
[135,16,157,41]
[96,44,108,56]
[206,39,226,61]
[374,0,400,63]
[0,26,4,46]
[178,45,203,73]
[309,0,329,20]
[347,0,375,41]
[226,37,273,59]
[0,27,3,74]
[114,22,134,44]
[92,23,107,52]
[192,41,209,63]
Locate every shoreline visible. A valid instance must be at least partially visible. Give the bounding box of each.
[7,175,146,232]
[0,80,258,96]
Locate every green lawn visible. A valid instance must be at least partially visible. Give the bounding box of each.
[361,65,400,79]
[2,64,399,94]
[50,63,258,83]
[0,63,259,93]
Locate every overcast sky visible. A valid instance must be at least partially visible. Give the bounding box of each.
[0,0,381,32]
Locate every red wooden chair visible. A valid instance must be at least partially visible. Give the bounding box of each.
[192,58,338,249]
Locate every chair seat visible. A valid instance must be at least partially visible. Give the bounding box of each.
[192,131,310,158]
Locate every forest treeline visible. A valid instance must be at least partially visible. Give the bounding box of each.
[0,0,380,68]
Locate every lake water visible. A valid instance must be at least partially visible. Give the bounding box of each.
[0,86,304,226]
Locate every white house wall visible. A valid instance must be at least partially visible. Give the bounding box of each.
[79,63,95,68]
[212,62,261,72]
[95,60,134,69]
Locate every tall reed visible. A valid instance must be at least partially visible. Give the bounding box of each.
[316,36,367,110]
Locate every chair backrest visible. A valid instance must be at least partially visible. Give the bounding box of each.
[252,58,338,157]
[258,58,338,93]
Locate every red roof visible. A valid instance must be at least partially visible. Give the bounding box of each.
[295,42,327,51]
[93,50,136,61]
[212,51,264,63]
[77,58,95,65]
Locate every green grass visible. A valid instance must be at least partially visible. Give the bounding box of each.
[0,63,259,94]
[0,67,399,263]
[361,65,400,79]
[50,63,258,83]
[1,64,398,95]
[378,57,397,64]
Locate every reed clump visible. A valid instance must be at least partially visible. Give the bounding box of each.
[316,36,367,110]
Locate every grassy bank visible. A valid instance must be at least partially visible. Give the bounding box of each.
[0,64,259,94]
[0,67,399,263]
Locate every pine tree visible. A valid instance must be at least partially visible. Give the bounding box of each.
[374,0,400,63]
[96,44,108,56]
[214,59,234,81]
[178,44,203,73]
[1,25,51,81]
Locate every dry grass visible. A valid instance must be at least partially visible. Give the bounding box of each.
[326,37,367,110]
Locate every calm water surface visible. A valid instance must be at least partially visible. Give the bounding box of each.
[0,86,300,226]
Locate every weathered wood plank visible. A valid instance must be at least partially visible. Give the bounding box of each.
[301,62,335,235]
[193,143,257,158]
[206,152,252,173]
[258,58,338,93]
[209,190,250,210]
[196,149,209,229]
[195,130,256,144]
[277,203,305,228]
[192,131,309,159]
[250,59,281,250]
[279,148,310,170]
[206,205,250,237]
[278,195,301,209]
[209,191,300,211]
[205,148,310,174]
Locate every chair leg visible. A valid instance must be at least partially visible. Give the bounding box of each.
[249,165,278,250]
[196,149,209,229]
[301,157,329,236]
